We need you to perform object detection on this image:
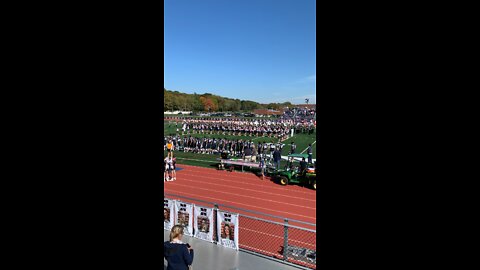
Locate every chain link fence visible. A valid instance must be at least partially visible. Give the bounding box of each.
[164,193,317,269]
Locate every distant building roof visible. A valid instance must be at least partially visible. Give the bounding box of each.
[292,104,316,109]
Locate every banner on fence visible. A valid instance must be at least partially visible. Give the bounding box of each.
[174,201,194,236]
[217,210,239,250]
[193,205,214,243]
[164,199,175,231]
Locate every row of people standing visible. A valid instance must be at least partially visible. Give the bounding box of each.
[164,135,286,157]
[165,117,299,139]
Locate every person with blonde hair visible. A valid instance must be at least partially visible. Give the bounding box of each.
[164,225,194,270]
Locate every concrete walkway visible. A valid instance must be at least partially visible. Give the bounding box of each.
[164,230,303,270]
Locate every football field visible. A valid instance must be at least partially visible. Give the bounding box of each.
[163,121,316,168]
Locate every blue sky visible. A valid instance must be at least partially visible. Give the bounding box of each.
[164,0,316,104]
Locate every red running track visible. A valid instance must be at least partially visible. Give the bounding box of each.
[165,164,316,223]
[164,164,317,269]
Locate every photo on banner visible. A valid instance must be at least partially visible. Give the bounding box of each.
[217,210,239,250]
[174,200,194,236]
[163,198,175,231]
[193,205,214,243]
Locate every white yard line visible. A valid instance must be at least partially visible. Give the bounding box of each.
[300,141,316,154]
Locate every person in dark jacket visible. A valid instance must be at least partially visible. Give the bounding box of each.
[164,225,194,270]
[299,157,308,176]
[273,147,282,171]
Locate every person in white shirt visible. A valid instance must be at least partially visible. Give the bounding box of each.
[164,156,175,181]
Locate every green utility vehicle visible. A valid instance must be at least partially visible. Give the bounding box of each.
[270,154,317,190]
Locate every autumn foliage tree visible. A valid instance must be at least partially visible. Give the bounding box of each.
[199,96,217,111]
[163,88,293,112]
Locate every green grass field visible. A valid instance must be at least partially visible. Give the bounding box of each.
[163,121,316,169]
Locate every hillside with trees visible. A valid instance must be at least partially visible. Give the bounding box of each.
[164,88,292,112]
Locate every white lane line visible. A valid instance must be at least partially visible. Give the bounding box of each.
[178,171,317,198]
[300,141,316,154]
[177,177,316,202]
[168,182,316,210]
[164,190,317,221]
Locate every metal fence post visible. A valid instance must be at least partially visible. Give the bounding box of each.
[214,203,219,244]
[283,218,289,261]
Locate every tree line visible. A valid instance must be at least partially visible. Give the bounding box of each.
[164,88,292,112]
